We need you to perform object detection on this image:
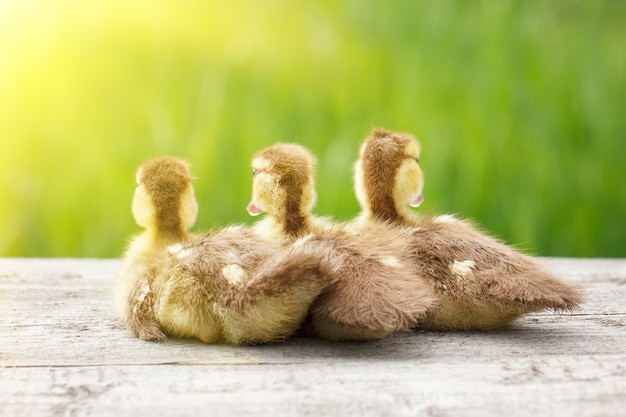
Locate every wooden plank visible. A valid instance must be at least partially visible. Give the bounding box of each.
[2,356,625,417]
[0,258,625,417]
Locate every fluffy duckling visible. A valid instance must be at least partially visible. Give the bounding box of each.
[116,156,345,344]
[247,143,435,341]
[114,156,198,340]
[352,128,583,330]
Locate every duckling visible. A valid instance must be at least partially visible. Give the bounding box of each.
[247,143,435,341]
[116,156,343,344]
[352,127,583,330]
[114,156,198,341]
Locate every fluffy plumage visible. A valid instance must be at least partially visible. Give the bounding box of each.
[353,128,583,330]
[116,157,340,344]
[248,143,435,340]
[146,227,339,344]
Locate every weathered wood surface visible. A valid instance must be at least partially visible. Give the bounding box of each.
[0,257,624,417]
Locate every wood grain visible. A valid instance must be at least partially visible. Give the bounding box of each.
[1,258,625,417]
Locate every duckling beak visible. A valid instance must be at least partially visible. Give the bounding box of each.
[409,192,424,207]
[246,200,264,216]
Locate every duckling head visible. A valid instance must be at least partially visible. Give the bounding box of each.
[132,157,198,239]
[247,143,317,238]
[354,128,424,222]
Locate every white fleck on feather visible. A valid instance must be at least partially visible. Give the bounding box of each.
[167,243,192,259]
[434,214,457,223]
[222,264,247,285]
[450,260,475,278]
[381,256,403,268]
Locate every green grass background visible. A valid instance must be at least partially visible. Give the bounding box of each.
[0,0,624,258]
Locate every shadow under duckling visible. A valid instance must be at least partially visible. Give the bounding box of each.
[247,143,435,341]
[116,157,343,344]
[352,127,583,330]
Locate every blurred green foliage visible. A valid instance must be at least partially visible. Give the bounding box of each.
[0,0,624,258]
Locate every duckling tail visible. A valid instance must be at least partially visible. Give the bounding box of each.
[485,264,585,313]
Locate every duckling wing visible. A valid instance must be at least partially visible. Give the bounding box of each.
[412,218,583,312]
[307,232,436,333]
[240,241,332,302]
[219,241,332,345]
